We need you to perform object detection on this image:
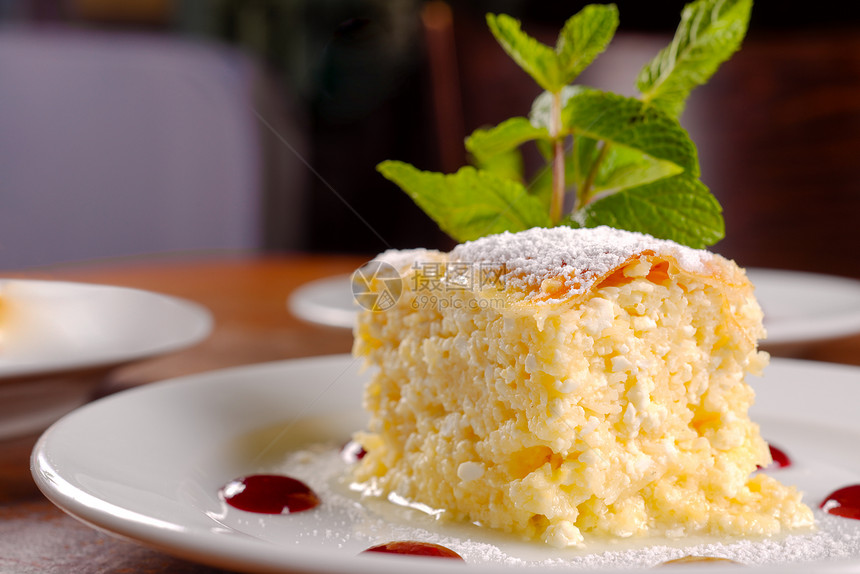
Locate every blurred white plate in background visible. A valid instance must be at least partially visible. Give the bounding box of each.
[287,274,356,330]
[0,279,212,439]
[747,269,860,345]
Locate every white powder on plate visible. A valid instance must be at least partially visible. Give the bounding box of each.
[275,444,860,570]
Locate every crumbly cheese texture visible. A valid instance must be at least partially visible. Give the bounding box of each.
[351,227,813,547]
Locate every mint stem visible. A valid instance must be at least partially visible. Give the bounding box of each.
[578,140,610,210]
[549,91,565,224]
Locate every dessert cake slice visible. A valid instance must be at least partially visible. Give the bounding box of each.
[351,226,813,547]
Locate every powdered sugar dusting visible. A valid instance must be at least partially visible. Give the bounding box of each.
[370,228,715,304]
[452,226,712,301]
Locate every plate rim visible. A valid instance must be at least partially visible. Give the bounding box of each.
[31,355,441,574]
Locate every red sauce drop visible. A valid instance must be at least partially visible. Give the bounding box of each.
[341,440,367,463]
[362,541,464,560]
[220,474,320,514]
[820,485,860,520]
[757,443,791,470]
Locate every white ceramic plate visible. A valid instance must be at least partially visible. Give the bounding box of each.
[287,273,356,329]
[746,269,860,345]
[0,279,212,439]
[32,355,860,574]
[288,270,860,345]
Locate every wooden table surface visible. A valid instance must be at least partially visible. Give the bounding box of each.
[1,254,859,574]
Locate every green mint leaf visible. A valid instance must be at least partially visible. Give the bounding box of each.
[377,161,551,242]
[562,88,700,176]
[587,143,684,194]
[575,174,724,248]
[637,0,752,117]
[465,117,549,165]
[556,4,619,83]
[487,6,618,93]
[486,13,564,92]
[473,146,525,184]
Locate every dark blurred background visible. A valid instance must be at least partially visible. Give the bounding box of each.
[0,0,858,277]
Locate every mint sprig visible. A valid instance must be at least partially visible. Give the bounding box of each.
[377,0,752,249]
[377,161,551,242]
[637,0,753,117]
[486,5,618,93]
